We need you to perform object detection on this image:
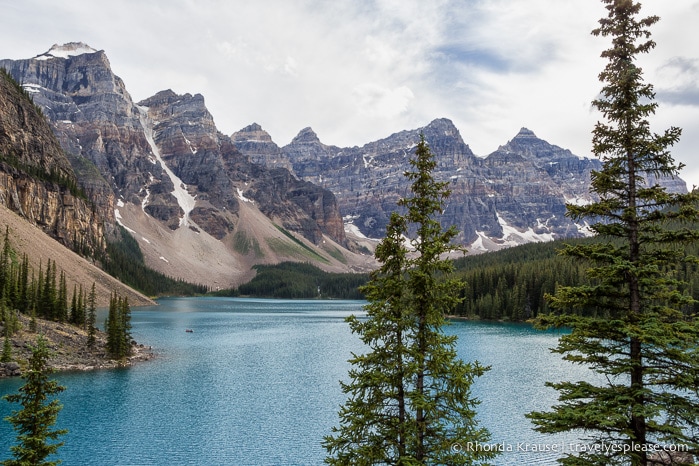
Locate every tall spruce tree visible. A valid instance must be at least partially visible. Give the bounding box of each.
[105,293,121,358]
[528,1,699,464]
[105,292,132,359]
[56,271,67,323]
[2,335,67,466]
[86,283,97,348]
[324,135,494,465]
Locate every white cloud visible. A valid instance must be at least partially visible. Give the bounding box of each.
[0,0,697,187]
[353,83,414,118]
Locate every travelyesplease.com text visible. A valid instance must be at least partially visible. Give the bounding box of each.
[450,441,689,455]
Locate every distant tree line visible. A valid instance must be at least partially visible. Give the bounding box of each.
[453,240,584,320]
[231,262,368,300]
[452,234,699,321]
[227,232,699,319]
[0,152,87,201]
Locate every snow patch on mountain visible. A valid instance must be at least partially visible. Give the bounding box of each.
[21,83,43,94]
[138,107,197,227]
[113,207,136,234]
[35,42,98,60]
[497,213,555,245]
[237,187,253,203]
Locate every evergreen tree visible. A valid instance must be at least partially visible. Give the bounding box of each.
[120,296,132,353]
[69,285,85,327]
[69,286,78,326]
[18,254,29,313]
[2,335,67,466]
[0,227,10,297]
[86,283,96,348]
[1,332,11,363]
[76,285,85,328]
[105,292,132,359]
[105,293,121,358]
[38,260,56,320]
[528,1,699,464]
[1,306,12,362]
[325,135,494,464]
[56,271,67,323]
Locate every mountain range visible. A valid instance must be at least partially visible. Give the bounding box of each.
[0,43,688,290]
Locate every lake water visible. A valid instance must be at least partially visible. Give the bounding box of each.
[0,297,592,465]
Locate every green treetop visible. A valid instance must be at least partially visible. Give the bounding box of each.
[528,1,699,465]
[324,135,495,465]
[2,335,67,466]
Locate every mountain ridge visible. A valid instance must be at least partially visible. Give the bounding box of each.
[1,43,688,290]
[233,118,687,249]
[1,44,374,289]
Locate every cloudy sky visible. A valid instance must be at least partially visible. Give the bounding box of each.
[2,0,698,187]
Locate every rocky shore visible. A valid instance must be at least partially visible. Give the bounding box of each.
[1,313,155,378]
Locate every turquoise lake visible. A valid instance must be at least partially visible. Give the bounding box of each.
[0,297,592,465]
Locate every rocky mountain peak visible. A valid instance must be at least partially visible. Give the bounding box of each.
[139,90,212,131]
[232,123,274,144]
[513,127,537,139]
[284,127,339,164]
[493,127,574,161]
[140,89,179,105]
[292,127,322,145]
[424,118,461,137]
[36,42,99,60]
[231,123,290,170]
[141,90,206,108]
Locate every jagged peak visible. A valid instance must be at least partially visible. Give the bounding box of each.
[138,89,178,107]
[423,118,464,141]
[425,117,458,131]
[291,127,322,145]
[513,127,537,139]
[139,89,205,108]
[154,89,179,99]
[35,42,99,60]
[243,123,263,132]
[232,123,274,143]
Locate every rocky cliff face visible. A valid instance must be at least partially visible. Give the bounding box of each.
[1,44,355,287]
[0,68,106,255]
[138,90,346,245]
[233,119,688,251]
[232,123,293,172]
[0,43,155,233]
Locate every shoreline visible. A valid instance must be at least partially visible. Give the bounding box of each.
[1,313,155,378]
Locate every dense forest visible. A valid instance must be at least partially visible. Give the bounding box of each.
[226,233,699,322]
[229,262,368,300]
[0,224,143,365]
[0,227,104,362]
[452,240,584,320]
[452,236,699,320]
[0,227,91,329]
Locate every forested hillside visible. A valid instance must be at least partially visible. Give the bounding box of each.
[228,231,699,320]
[232,262,368,299]
[452,236,699,320]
